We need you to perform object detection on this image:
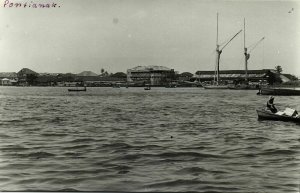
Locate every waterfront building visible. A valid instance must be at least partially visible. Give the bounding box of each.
[1,78,11,86]
[0,72,18,86]
[127,65,176,86]
[195,69,291,85]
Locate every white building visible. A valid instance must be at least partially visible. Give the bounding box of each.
[127,65,176,86]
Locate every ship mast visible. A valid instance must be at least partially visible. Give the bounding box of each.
[215,13,220,85]
[215,13,242,85]
[244,18,249,81]
[244,18,264,81]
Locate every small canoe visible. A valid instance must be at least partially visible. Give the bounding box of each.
[68,87,86,92]
[256,109,300,123]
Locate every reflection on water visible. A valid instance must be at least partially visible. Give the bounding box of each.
[0,87,299,192]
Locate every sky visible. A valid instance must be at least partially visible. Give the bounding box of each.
[0,0,299,76]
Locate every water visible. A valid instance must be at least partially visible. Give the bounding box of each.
[0,87,299,192]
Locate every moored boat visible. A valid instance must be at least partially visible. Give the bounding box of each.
[258,87,300,96]
[256,109,300,123]
[204,13,241,90]
[144,84,151,90]
[203,85,229,89]
[230,18,264,90]
[68,86,87,92]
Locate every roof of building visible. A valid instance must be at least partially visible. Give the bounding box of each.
[279,74,291,83]
[77,71,98,76]
[128,65,172,72]
[75,76,126,82]
[195,69,271,75]
[17,68,38,75]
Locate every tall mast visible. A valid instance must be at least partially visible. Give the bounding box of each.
[244,18,248,81]
[216,13,219,46]
[216,13,220,85]
[214,13,242,85]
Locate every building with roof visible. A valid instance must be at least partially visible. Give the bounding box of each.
[127,65,176,86]
[1,78,11,86]
[195,69,291,85]
[0,72,18,86]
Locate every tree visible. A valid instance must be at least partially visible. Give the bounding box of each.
[101,68,105,74]
[64,73,75,82]
[275,65,283,74]
[111,72,127,78]
[289,74,298,81]
[180,72,193,78]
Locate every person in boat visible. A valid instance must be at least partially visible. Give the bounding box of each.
[266,96,277,113]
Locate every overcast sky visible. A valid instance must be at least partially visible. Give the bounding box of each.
[0,0,299,76]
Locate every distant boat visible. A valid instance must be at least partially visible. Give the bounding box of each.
[68,86,86,92]
[256,109,300,123]
[203,13,241,89]
[144,84,151,90]
[257,87,300,96]
[203,85,229,89]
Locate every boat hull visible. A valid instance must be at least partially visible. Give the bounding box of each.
[203,85,229,89]
[256,109,300,123]
[68,87,86,92]
[228,84,258,90]
[258,88,300,96]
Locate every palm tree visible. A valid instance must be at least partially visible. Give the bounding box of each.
[275,65,283,74]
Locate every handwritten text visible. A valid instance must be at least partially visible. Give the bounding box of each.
[3,0,60,8]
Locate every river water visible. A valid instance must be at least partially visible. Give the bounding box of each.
[0,87,299,192]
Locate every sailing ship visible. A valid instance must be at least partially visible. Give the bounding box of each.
[204,13,242,89]
[229,18,265,90]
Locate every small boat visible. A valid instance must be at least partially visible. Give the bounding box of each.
[257,87,300,96]
[203,85,229,89]
[256,109,300,123]
[144,84,151,90]
[68,86,87,92]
